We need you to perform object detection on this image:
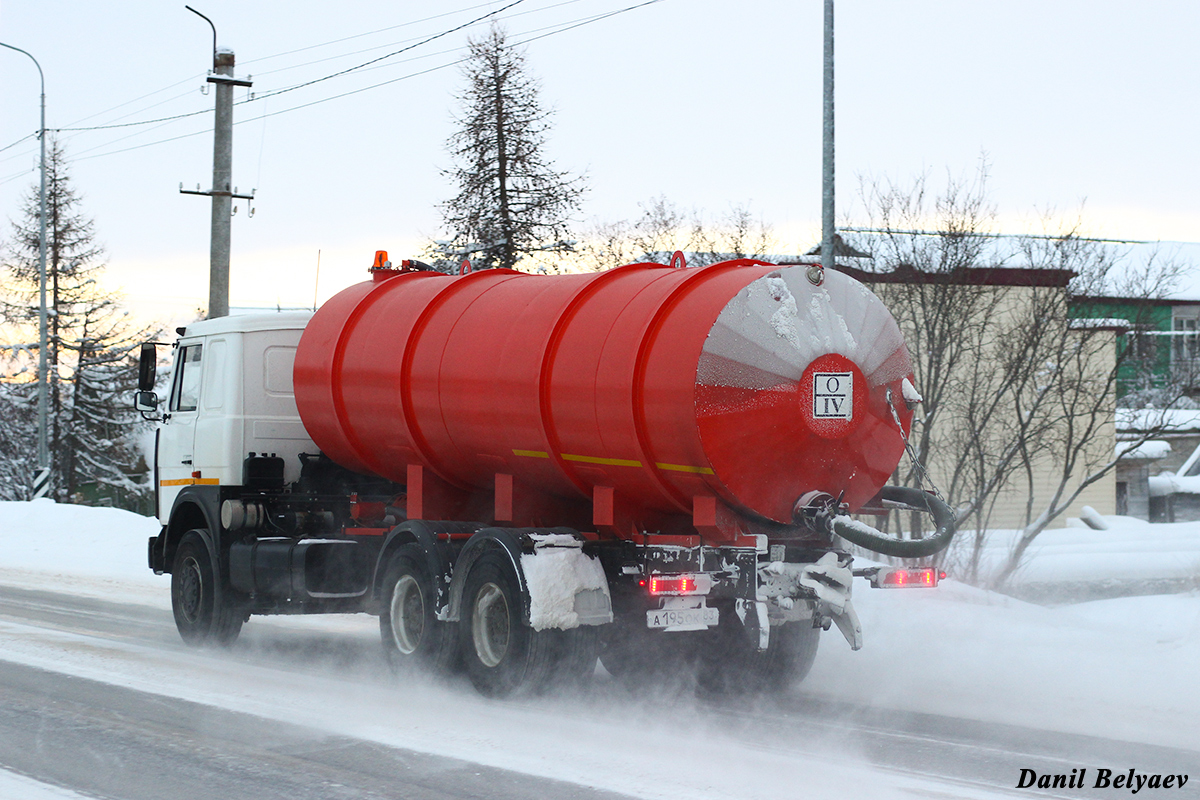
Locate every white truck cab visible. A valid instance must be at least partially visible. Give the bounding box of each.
[152,312,315,524]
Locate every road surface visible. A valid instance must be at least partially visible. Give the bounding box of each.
[0,584,1194,800]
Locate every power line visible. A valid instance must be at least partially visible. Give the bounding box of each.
[22,2,504,138]
[247,0,526,104]
[244,0,588,77]
[239,1,501,66]
[0,132,38,155]
[71,58,467,163]
[55,106,212,133]
[58,74,207,130]
[53,0,669,164]
[514,0,663,45]
[51,0,526,134]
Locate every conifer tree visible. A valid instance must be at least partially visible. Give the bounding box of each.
[0,138,155,505]
[431,24,584,271]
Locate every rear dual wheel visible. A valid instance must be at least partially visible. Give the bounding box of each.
[379,544,456,672]
[460,550,598,697]
[697,616,820,695]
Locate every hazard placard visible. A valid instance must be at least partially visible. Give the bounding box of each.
[813,372,853,419]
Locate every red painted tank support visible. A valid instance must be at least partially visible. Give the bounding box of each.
[494,473,514,523]
[405,464,474,522]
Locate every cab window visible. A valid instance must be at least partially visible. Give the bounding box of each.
[170,344,203,412]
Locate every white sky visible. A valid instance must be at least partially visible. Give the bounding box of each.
[2,0,1198,328]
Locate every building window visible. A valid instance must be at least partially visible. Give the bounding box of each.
[1174,316,1198,363]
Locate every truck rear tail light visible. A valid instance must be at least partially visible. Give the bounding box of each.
[648,574,710,595]
[876,567,944,588]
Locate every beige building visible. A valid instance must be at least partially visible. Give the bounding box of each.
[834,263,1118,532]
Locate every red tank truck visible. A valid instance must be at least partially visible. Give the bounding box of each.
[140,253,955,697]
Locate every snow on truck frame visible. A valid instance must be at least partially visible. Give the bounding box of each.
[137,254,956,697]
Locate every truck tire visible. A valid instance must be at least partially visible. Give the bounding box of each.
[459,550,555,697]
[600,624,694,691]
[379,544,456,672]
[697,618,820,695]
[171,529,243,646]
[753,621,820,690]
[548,626,601,688]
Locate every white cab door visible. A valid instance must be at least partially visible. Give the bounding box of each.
[157,342,203,523]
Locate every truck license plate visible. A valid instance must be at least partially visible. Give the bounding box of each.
[646,606,719,629]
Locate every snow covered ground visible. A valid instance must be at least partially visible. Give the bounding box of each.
[965,515,1200,595]
[0,770,90,800]
[1,500,1197,798]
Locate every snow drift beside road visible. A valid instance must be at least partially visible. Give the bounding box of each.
[1,499,1198,759]
[0,500,168,606]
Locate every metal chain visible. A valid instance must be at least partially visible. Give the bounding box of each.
[886,388,945,502]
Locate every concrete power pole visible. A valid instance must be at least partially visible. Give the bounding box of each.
[181,8,252,319]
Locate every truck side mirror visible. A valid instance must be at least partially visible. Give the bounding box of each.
[138,342,157,392]
[134,390,159,414]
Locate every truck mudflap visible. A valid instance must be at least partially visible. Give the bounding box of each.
[440,528,613,631]
[520,533,613,630]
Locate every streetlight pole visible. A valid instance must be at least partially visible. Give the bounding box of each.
[820,0,835,273]
[0,41,51,499]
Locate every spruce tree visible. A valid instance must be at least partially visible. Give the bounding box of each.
[432,24,584,271]
[0,138,155,506]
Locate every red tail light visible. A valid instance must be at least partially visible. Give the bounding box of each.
[877,568,944,588]
[650,575,694,594]
[648,574,709,595]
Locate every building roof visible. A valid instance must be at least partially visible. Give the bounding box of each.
[834,262,1076,288]
[1073,295,1200,307]
[803,234,874,259]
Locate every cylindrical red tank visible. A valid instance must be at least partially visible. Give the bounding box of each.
[293,260,914,537]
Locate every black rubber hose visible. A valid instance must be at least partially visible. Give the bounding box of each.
[827,486,957,559]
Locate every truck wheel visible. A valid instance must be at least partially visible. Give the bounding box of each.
[697,618,820,695]
[600,624,694,690]
[171,530,243,646]
[379,544,456,672]
[550,626,601,687]
[753,621,820,690]
[459,550,554,697]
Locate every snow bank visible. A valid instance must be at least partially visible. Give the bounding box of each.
[0,499,169,606]
[812,579,1200,750]
[956,515,1200,588]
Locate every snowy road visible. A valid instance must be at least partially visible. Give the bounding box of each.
[1,583,1195,800]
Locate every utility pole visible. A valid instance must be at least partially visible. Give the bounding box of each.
[0,42,50,499]
[181,6,252,319]
[820,0,835,273]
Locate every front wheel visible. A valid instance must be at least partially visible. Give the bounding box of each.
[171,529,243,646]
